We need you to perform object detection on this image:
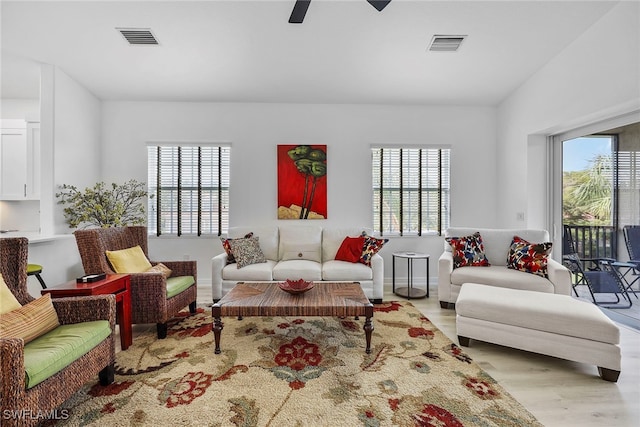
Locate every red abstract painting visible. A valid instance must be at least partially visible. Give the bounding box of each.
[277,145,327,219]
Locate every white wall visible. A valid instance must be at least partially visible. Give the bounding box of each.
[101,102,497,285]
[0,99,39,120]
[25,236,83,297]
[51,66,103,233]
[497,1,640,240]
[14,64,104,294]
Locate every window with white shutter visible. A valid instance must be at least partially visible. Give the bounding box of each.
[372,147,450,236]
[147,144,230,236]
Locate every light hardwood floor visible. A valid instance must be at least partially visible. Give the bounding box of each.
[121,283,639,427]
[405,287,640,427]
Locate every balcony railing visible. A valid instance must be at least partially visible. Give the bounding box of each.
[563,224,618,268]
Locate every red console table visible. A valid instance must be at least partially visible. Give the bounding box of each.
[42,274,132,350]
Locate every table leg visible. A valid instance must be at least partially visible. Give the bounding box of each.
[363,304,374,354]
[426,257,430,298]
[116,290,132,350]
[212,305,223,354]
[392,255,396,293]
[407,258,412,300]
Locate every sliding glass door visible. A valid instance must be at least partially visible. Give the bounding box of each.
[556,122,640,262]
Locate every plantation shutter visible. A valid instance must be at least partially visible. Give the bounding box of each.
[616,149,640,226]
[372,147,450,236]
[148,144,230,236]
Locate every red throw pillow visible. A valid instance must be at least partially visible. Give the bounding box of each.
[335,236,366,263]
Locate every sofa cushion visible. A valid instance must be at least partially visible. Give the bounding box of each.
[450,265,555,293]
[0,293,60,344]
[228,226,279,261]
[23,320,111,389]
[322,227,373,261]
[446,232,490,268]
[507,235,552,278]
[222,260,277,281]
[322,260,373,281]
[0,273,21,314]
[281,242,322,263]
[445,228,550,267]
[273,260,322,281]
[278,225,322,261]
[166,276,195,299]
[456,284,619,345]
[229,236,268,268]
[106,245,153,273]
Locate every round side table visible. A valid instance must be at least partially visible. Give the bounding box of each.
[392,251,430,299]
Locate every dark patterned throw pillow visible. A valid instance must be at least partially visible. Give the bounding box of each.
[446,232,490,269]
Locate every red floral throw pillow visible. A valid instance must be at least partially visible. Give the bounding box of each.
[446,232,490,268]
[335,236,366,263]
[507,235,552,278]
[220,232,253,265]
[359,232,388,267]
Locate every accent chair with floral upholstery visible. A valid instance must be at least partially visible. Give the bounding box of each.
[74,226,197,339]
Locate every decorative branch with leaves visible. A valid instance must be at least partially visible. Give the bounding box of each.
[56,180,148,228]
[287,145,327,219]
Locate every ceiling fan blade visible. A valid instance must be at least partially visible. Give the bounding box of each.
[289,0,311,24]
[367,0,392,12]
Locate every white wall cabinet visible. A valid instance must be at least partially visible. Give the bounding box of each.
[0,120,40,200]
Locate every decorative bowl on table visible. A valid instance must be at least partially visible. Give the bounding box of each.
[279,279,314,295]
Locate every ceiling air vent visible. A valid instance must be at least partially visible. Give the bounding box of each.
[428,35,466,52]
[117,28,159,45]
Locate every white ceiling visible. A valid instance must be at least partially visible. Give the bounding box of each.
[0,0,621,105]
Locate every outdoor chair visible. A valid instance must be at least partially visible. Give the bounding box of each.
[617,225,640,296]
[74,226,197,339]
[1,237,116,427]
[623,225,640,265]
[562,253,632,309]
[562,225,632,307]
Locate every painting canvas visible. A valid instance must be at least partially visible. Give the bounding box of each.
[277,145,327,219]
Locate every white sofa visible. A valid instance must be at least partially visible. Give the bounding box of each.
[438,227,572,308]
[212,225,384,303]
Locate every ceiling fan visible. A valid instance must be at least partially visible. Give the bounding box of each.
[289,0,392,24]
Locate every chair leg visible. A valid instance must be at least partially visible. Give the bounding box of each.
[35,273,46,289]
[99,363,115,385]
[189,301,197,313]
[157,322,168,339]
[458,336,471,347]
[598,367,620,382]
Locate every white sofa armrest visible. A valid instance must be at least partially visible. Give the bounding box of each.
[438,251,454,305]
[546,258,572,295]
[370,253,384,301]
[211,253,228,301]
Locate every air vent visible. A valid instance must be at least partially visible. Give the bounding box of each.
[117,28,159,45]
[428,35,466,52]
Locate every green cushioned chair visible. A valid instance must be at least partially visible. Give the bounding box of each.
[74,226,198,339]
[1,237,116,427]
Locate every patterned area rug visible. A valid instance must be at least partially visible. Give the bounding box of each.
[54,301,542,426]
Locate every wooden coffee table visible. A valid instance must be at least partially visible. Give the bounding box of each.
[212,282,374,354]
